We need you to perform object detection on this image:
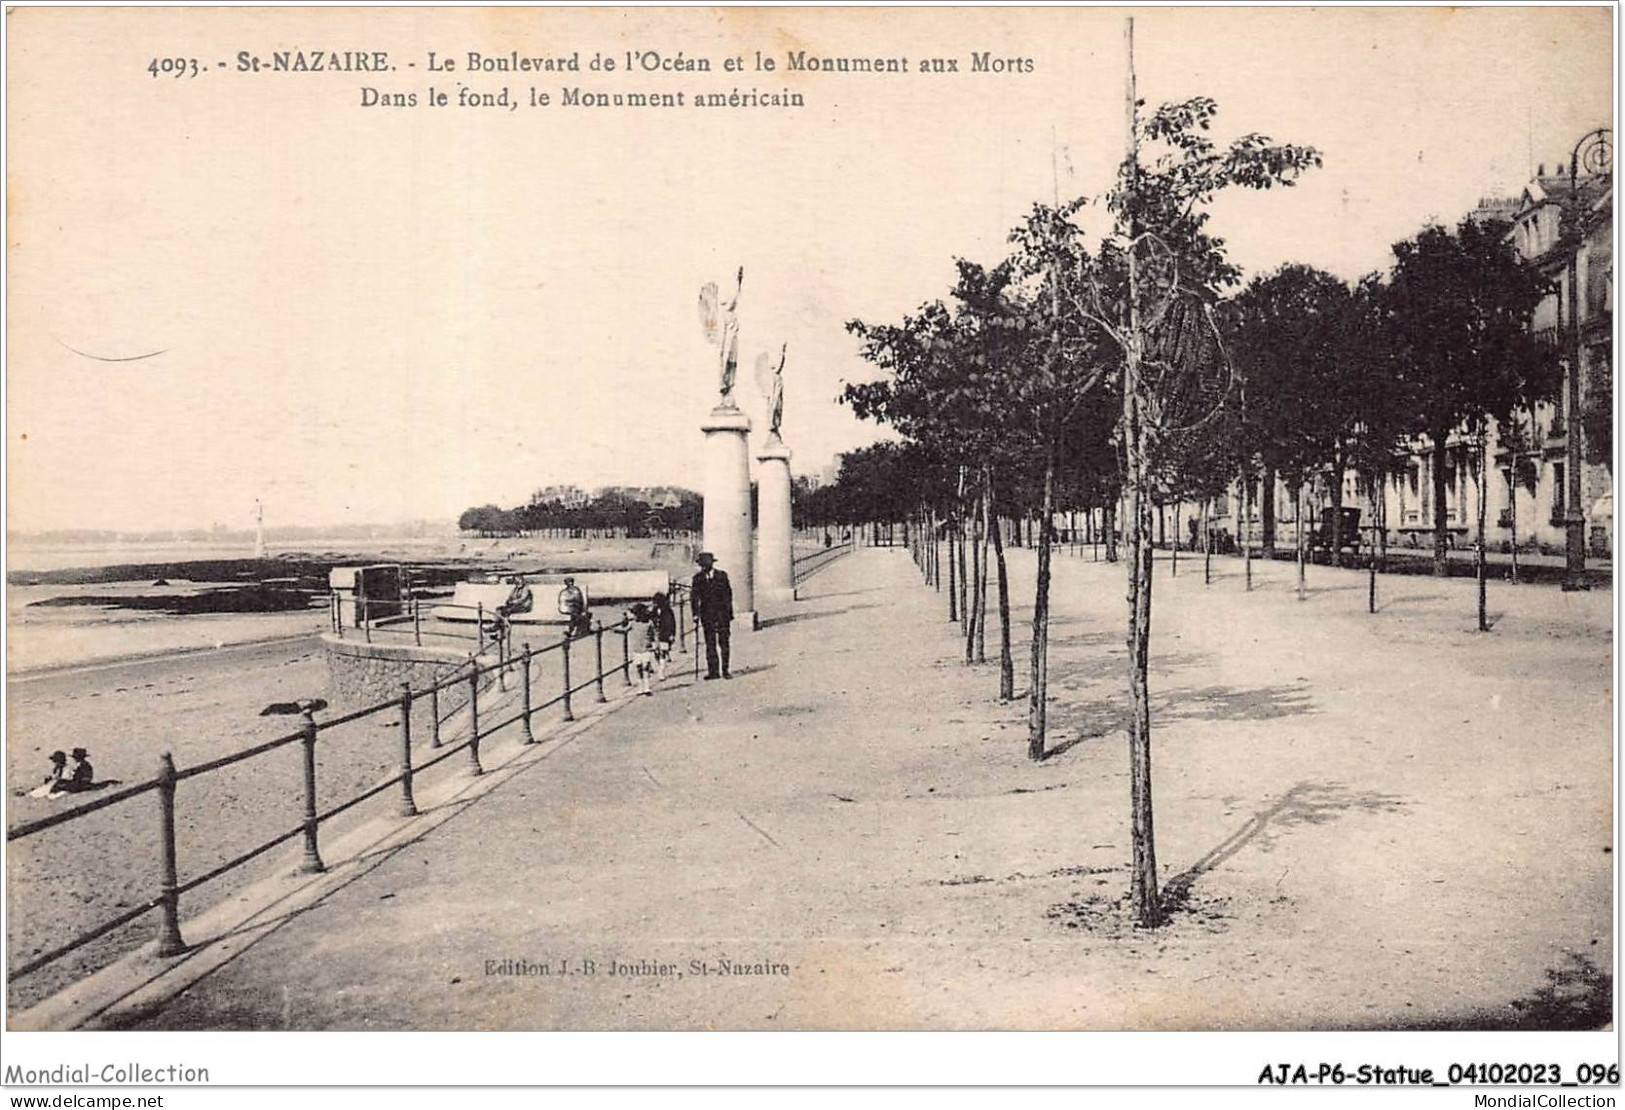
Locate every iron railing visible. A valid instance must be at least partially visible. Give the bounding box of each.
[6,617,642,984]
[333,590,694,655]
[790,538,855,584]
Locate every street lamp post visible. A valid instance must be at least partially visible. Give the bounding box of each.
[1563,126,1611,591]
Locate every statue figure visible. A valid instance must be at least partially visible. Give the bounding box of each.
[755,343,787,441]
[698,267,745,408]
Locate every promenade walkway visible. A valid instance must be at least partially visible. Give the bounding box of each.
[29,544,1609,1032]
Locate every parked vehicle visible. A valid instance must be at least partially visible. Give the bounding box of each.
[1307,506,1363,554]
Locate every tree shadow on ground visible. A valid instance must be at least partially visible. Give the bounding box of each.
[1379,593,1448,607]
[1166,684,1316,722]
[757,603,881,630]
[1160,782,1408,914]
[1046,681,1314,749]
[1049,649,1213,687]
[1039,735,1089,762]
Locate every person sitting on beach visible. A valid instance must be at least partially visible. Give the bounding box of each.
[65,748,94,792]
[628,603,658,696]
[24,751,69,798]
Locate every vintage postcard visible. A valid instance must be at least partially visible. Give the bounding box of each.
[3,3,1616,1094]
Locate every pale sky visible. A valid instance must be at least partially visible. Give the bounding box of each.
[5,5,1613,533]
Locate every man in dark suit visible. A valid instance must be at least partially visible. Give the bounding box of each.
[690,551,734,680]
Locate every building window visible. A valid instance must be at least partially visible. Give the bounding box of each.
[1551,463,1566,524]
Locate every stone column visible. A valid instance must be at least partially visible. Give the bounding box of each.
[701,404,756,629]
[755,437,794,605]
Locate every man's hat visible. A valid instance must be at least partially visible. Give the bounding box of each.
[49,750,66,763]
[70,748,89,759]
[696,551,715,564]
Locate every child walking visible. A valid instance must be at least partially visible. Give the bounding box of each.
[650,591,677,681]
[628,603,658,696]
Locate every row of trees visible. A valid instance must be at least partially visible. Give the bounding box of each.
[837,33,1556,926]
[458,488,703,538]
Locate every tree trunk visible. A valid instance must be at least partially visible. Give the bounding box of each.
[1202,498,1212,585]
[1261,463,1278,558]
[965,493,981,664]
[1367,476,1379,614]
[1170,503,1179,576]
[987,470,1014,702]
[976,492,990,663]
[1329,449,1346,568]
[949,507,962,630]
[1122,27,1161,926]
[1242,466,1254,591]
[947,513,958,622]
[1476,430,1489,632]
[1028,455,1056,762]
[1509,457,1521,584]
[929,507,942,585]
[1125,462,1160,927]
[1431,429,1451,577]
[1379,482,1389,574]
[1104,500,1119,562]
[1295,478,1307,602]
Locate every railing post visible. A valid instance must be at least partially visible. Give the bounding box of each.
[561,631,575,722]
[520,643,536,743]
[467,666,484,776]
[677,596,688,651]
[497,625,508,692]
[397,682,418,817]
[156,752,186,957]
[621,621,632,686]
[413,592,422,647]
[429,680,442,749]
[594,622,607,703]
[297,709,325,874]
[476,603,485,653]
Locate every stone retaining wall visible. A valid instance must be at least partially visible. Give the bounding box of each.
[323,634,496,717]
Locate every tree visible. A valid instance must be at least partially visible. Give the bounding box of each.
[1074,46,1321,926]
[1227,266,1362,592]
[977,209,1117,757]
[1496,411,1538,583]
[1384,217,1554,579]
[1340,274,1415,613]
[457,504,516,537]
